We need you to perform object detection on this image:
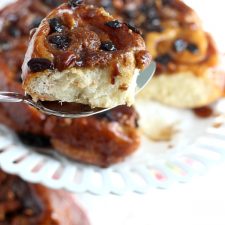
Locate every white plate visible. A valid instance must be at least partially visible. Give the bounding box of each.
[1,98,225,195]
[1,0,225,195]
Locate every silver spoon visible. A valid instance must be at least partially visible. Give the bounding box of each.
[0,62,156,118]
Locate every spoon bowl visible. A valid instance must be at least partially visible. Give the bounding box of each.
[0,62,156,118]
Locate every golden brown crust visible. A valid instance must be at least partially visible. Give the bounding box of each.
[22,3,150,81]
[0,170,90,225]
[86,0,219,76]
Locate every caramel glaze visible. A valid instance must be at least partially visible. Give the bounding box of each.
[155,33,219,76]
[84,0,219,77]
[193,106,214,119]
[23,3,150,82]
[0,170,90,225]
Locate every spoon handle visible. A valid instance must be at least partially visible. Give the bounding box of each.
[0,92,24,103]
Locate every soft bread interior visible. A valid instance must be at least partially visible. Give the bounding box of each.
[138,70,224,108]
[25,65,139,109]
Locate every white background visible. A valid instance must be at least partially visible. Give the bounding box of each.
[76,1,225,225]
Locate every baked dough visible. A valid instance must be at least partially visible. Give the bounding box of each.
[137,1,222,108]
[0,170,90,225]
[22,2,150,108]
[85,0,223,108]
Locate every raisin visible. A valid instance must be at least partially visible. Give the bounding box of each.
[146,7,159,19]
[7,14,19,23]
[100,41,117,51]
[42,0,63,7]
[18,132,51,148]
[187,43,198,53]
[48,34,71,50]
[68,0,83,8]
[0,39,11,51]
[145,18,163,32]
[126,23,141,35]
[27,58,54,72]
[105,20,122,28]
[155,54,171,65]
[30,17,43,29]
[49,18,65,33]
[142,3,163,33]
[173,39,188,52]
[162,0,173,5]
[7,25,21,37]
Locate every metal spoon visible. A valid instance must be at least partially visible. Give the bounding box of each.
[0,62,156,118]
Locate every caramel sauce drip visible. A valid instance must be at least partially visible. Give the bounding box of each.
[193,106,214,118]
[135,50,151,69]
[111,63,120,84]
